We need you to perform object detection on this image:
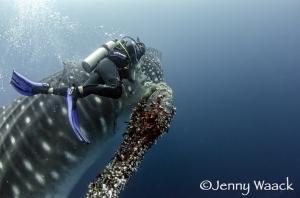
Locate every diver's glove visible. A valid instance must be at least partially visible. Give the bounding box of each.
[10,70,50,96]
[66,87,90,144]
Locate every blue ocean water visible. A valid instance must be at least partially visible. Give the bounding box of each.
[1,0,300,197]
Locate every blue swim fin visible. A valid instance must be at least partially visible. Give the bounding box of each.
[66,88,90,144]
[10,70,49,96]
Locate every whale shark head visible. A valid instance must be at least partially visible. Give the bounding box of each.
[130,48,164,85]
[0,48,165,197]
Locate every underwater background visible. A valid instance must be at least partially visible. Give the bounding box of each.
[0,0,300,197]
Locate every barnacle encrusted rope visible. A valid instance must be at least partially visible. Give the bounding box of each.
[86,84,176,198]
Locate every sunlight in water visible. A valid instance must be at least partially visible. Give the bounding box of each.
[3,0,80,64]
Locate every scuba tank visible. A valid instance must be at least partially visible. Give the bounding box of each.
[82,36,143,73]
[82,39,118,73]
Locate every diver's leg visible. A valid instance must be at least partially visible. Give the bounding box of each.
[78,58,122,99]
[63,60,120,144]
[10,68,105,97]
[10,70,51,96]
[48,70,104,96]
[79,83,122,99]
[83,70,104,85]
[11,58,121,98]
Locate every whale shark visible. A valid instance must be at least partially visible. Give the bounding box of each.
[0,48,164,198]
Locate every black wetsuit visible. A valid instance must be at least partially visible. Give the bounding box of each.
[48,41,141,99]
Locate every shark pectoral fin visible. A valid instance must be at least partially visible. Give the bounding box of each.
[66,88,90,144]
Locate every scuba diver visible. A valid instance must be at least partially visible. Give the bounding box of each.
[10,36,146,144]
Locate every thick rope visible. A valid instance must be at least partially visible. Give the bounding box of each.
[86,86,176,198]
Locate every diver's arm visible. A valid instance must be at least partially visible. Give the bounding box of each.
[107,50,129,67]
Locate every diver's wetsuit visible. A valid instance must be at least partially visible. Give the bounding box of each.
[44,40,143,99]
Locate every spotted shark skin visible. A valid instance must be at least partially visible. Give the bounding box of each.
[0,48,164,198]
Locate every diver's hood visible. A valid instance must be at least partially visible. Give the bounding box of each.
[122,36,145,64]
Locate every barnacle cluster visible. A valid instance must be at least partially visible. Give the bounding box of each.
[86,87,176,198]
